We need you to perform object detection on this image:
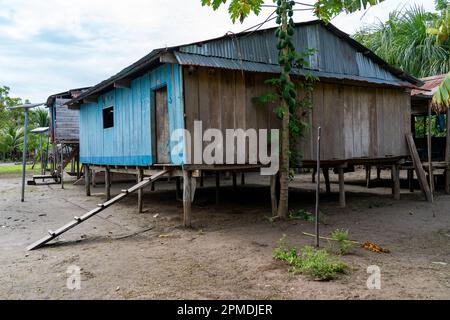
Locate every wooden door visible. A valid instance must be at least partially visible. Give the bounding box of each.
[155,87,170,164]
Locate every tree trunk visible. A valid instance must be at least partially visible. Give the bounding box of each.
[277,3,290,219]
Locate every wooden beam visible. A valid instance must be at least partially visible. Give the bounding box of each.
[114,79,131,89]
[241,173,245,185]
[232,172,237,191]
[406,133,433,202]
[84,165,91,197]
[183,170,192,228]
[338,168,346,208]
[137,169,144,213]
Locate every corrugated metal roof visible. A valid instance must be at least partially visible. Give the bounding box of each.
[175,52,414,88]
[178,21,410,86]
[411,74,447,97]
[69,20,421,105]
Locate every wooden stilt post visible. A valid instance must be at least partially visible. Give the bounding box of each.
[323,168,331,193]
[241,173,245,186]
[446,107,450,194]
[76,155,81,180]
[428,103,434,197]
[232,172,237,191]
[105,166,111,201]
[200,172,204,187]
[138,168,144,213]
[183,170,192,228]
[215,172,220,204]
[176,177,182,201]
[377,167,382,180]
[338,167,346,208]
[92,170,97,188]
[84,165,91,197]
[392,164,401,201]
[60,144,64,190]
[270,175,278,217]
[365,165,371,188]
[312,168,316,183]
[408,169,415,193]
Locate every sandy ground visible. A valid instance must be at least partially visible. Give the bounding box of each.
[0,168,449,300]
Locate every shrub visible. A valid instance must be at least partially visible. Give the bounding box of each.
[273,236,348,281]
[330,229,354,255]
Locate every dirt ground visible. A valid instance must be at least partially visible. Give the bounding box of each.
[0,168,449,300]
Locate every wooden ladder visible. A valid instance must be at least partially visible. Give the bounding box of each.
[27,169,171,251]
[406,134,433,203]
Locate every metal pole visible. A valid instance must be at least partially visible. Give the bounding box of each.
[39,134,44,175]
[428,103,434,202]
[21,109,29,202]
[315,127,322,248]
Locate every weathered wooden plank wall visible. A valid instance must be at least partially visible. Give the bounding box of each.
[184,66,411,163]
[51,98,79,143]
[80,63,185,166]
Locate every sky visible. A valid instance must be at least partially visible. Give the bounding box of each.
[0,0,437,103]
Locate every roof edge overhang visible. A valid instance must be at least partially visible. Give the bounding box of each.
[174,52,421,89]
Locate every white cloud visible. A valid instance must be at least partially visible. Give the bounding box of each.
[0,0,436,102]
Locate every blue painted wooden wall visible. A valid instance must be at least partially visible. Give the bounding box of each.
[79,63,185,166]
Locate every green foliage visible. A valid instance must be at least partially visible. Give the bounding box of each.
[432,72,450,111]
[354,5,450,78]
[273,236,347,281]
[314,0,385,22]
[0,85,48,162]
[291,246,347,281]
[330,229,353,255]
[414,114,447,138]
[201,0,264,23]
[289,208,315,222]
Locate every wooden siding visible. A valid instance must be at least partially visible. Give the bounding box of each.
[79,64,184,166]
[50,98,79,143]
[301,84,411,161]
[183,66,411,163]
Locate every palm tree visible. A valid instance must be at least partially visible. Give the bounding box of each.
[0,126,24,160]
[31,107,50,128]
[354,5,450,78]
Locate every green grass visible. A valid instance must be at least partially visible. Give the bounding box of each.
[273,235,348,281]
[0,164,43,175]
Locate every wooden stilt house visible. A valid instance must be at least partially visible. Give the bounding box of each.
[66,20,421,224]
[46,88,90,178]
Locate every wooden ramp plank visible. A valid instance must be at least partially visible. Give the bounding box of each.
[27,169,171,251]
[405,134,433,203]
